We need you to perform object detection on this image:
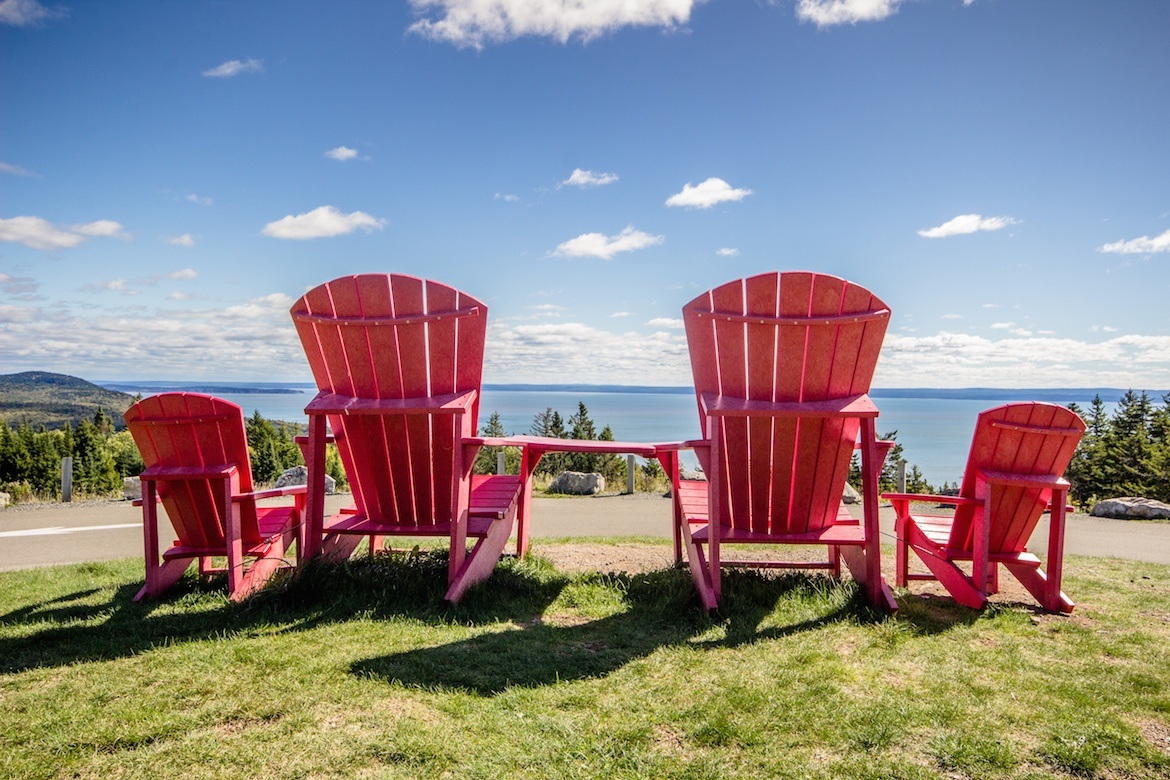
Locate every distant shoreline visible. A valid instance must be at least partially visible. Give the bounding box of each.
[95,381,1163,403]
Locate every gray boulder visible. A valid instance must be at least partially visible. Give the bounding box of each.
[123,477,142,501]
[842,483,862,505]
[275,465,336,495]
[1091,497,1170,520]
[548,471,606,495]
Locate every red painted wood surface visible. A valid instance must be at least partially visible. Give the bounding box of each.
[889,402,1085,612]
[290,274,515,603]
[672,272,895,612]
[124,393,300,601]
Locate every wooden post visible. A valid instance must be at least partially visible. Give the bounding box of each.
[61,456,73,503]
[896,461,906,493]
[497,451,506,476]
[627,454,636,494]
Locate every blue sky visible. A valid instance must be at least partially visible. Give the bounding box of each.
[2,0,1168,389]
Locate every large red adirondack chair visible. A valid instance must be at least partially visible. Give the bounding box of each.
[887,402,1085,613]
[290,274,522,603]
[659,271,897,612]
[124,393,302,602]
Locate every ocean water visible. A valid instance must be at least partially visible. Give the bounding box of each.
[104,382,1130,488]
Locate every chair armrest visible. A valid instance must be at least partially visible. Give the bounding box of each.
[140,463,237,480]
[305,388,477,417]
[700,392,879,419]
[654,439,709,452]
[295,433,334,446]
[978,470,1070,490]
[242,485,308,502]
[883,492,982,507]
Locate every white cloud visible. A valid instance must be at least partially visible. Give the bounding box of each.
[876,331,1170,388]
[562,168,619,188]
[1098,228,1170,255]
[168,234,196,248]
[261,206,385,240]
[0,273,37,295]
[0,293,309,380]
[917,213,1020,238]
[665,178,752,209]
[0,161,37,177]
[495,192,520,202]
[325,146,359,161]
[186,193,213,206]
[611,311,631,318]
[72,220,129,239]
[796,0,901,27]
[0,0,65,26]
[531,303,566,317]
[552,225,664,260]
[166,269,198,280]
[484,320,690,384]
[942,313,963,320]
[168,292,193,302]
[202,58,263,78]
[0,216,128,250]
[408,0,698,48]
[716,247,739,257]
[646,317,685,329]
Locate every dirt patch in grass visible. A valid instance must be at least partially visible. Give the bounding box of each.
[532,542,674,574]
[1139,720,1170,755]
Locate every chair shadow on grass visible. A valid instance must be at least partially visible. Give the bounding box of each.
[350,562,929,695]
[0,549,566,674]
[0,548,981,678]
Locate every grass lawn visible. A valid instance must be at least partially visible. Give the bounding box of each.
[2,542,1169,779]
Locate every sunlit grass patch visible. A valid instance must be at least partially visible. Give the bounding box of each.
[1,548,1169,778]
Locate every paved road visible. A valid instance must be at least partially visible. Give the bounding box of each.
[2,494,1168,572]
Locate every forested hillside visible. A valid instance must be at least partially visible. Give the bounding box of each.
[0,372,134,430]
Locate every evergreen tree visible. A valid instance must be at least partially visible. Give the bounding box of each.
[530,407,568,476]
[1104,390,1155,497]
[473,411,520,475]
[1066,397,1109,507]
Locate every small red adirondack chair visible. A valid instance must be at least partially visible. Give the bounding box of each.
[124,393,302,602]
[290,274,522,603]
[887,402,1085,613]
[660,271,897,612]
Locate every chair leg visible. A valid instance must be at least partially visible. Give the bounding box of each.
[445,514,514,604]
[1004,562,1075,614]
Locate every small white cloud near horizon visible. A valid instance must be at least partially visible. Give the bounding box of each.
[1098,228,1170,255]
[167,269,198,280]
[942,313,962,319]
[611,311,631,318]
[918,213,1020,238]
[407,0,697,48]
[1092,324,1120,333]
[646,317,684,329]
[716,247,739,257]
[562,168,619,188]
[666,178,752,209]
[0,216,129,250]
[186,193,213,206]
[494,192,520,202]
[0,0,65,26]
[202,58,263,78]
[1,161,38,177]
[796,0,901,27]
[552,225,664,261]
[261,206,385,240]
[168,234,196,248]
[325,146,359,162]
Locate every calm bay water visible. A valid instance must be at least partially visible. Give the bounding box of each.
[105,382,1130,488]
